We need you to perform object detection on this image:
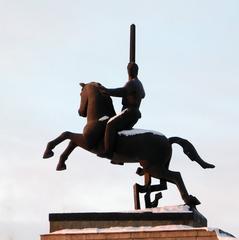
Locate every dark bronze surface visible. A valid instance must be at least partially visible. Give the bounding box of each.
[43,25,215,208]
[130,24,135,63]
[43,82,215,206]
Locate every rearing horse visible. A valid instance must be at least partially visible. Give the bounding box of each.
[43,82,215,206]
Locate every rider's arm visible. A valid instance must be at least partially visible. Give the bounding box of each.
[103,87,127,97]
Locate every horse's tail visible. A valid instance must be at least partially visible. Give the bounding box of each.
[168,137,215,169]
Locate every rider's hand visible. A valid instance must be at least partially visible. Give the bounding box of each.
[99,85,109,95]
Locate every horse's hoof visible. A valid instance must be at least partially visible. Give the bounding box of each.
[43,149,54,159]
[56,163,67,171]
[203,163,215,169]
[186,195,201,206]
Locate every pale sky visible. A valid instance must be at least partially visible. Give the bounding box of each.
[0,0,238,239]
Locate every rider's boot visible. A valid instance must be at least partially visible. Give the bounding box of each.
[110,160,124,165]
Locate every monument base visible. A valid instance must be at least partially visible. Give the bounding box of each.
[48,205,207,232]
[41,206,236,240]
[41,226,236,240]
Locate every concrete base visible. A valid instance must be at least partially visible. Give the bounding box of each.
[48,206,207,232]
[41,226,235,240]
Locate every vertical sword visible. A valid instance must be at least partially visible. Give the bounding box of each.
[129,24,136,63]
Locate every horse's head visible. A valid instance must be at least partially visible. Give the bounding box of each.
[78,82,116,120]
[78,83,88,117]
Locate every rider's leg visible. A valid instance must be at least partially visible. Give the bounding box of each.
[102,112,130,158]
[98,109,140,159]
[98,118,118,159]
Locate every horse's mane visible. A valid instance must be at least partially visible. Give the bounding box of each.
[89,82,102,88]
[87,82,109,98]
[85,82,116,116]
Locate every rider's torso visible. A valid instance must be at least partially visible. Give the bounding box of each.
[122,78,145,110]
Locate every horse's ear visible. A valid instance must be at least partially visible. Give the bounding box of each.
[79,83,86,88]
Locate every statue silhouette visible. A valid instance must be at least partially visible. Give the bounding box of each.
[43,24,215,207]
[43,81,215,206]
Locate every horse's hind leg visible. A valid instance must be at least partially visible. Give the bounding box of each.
[43,131,73,159]
[56,141,77,171]
[159,169,201,206]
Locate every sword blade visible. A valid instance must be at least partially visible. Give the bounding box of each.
[130,24,136,63]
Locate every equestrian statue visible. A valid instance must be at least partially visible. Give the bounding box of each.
[43,24,215,207]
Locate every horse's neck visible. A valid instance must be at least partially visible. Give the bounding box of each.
[87,89,115,122]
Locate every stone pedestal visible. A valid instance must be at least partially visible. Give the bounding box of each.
[48,206,207,232]
[41,226,235,240]
[41,206,236,240]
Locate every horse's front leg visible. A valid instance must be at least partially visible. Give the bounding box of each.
[55,133,90,171]
[44,132,89,170]
[43,131,73,159]
[56,141,77,171]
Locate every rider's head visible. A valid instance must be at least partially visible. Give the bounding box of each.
[127,62,138,79]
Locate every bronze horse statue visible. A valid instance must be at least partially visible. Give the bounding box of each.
[43,82,215,206]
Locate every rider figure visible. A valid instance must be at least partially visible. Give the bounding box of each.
[98,62,145,159]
